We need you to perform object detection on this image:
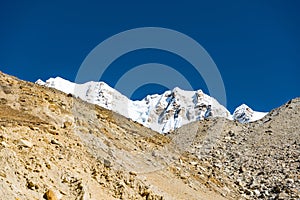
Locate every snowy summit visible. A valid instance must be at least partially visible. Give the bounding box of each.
[36,77,267,133]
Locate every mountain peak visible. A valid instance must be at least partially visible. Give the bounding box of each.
[233,103,267,123]
[36,77,267,133]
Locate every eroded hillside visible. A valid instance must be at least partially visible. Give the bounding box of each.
[0,71,299,199]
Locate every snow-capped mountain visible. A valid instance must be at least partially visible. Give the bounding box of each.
[233,104,268,123]
[36,77,267,133]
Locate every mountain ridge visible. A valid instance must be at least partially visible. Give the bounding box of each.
[36,77,267,133]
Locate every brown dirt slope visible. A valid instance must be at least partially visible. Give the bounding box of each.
[0,71,299,200]
[0,72,229,199]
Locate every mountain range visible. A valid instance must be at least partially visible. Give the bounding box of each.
[36,77,267,133]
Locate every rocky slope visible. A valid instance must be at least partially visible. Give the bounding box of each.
[173,99,300,199]
[0,71,234,200]
[0,71,299,199]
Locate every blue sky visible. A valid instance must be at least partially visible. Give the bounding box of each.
[0,0,299,112]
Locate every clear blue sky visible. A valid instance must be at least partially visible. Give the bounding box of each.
[0,0,299,112]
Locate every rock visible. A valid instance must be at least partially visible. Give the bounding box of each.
[44,189,59,200]
[278,191,289,199]
[253,189,260,196]
[228,130,235,137]
[0,141,9,148]
[103,159,111,168]
[264,190,270,196]
[26,180,36,190]
[213,163,222,169]
[129,171,137,176]
[272,185,281,193]
[236,178,246,187]
[0,170,6,178]
[180,173,189,180]
[224,136,231,140]
[190,161,198,166]
[19,139,33,148]
[198,166,206,172]
[63,121,72,128]
[239,166,246,173]
[141,188,151,197]
[45,163,51,169]
[151,151,157,157]
[51,139,61,146]
[244,189,252,196]
[250,181,259,189]
[286,178,294,184]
